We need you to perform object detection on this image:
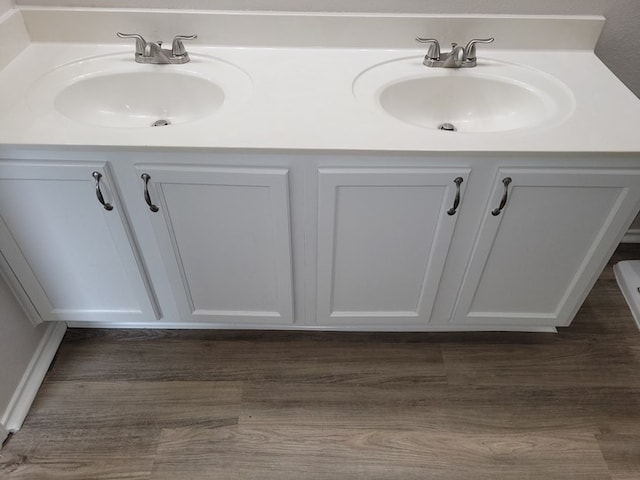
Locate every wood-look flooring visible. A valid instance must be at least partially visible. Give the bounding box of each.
[2,244,640,479]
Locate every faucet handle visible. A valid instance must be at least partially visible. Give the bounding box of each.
[172,34,198,57]
[464,38,494,61]
[117,32,147,56]
[416,37,440,60]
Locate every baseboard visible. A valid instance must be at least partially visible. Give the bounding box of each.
[0,322,66,433]
[0,423,7,445]
[621,229,640,243]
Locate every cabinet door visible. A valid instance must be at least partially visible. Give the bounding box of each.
[0,161,158,323]
[137,165,294,325]
[317,168,470,326]
[454,168,640,327]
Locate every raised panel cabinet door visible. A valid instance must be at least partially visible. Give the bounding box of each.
[137,165,294,325]
[453,167,640,327]
[317,167,470,326]
[0,161,159,323]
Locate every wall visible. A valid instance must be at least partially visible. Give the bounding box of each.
[594,0,640,103]
[0,273,65,444]
[0,274,43,440]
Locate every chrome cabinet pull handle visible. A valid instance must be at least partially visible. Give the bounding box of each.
[141,173,159,212]
[491,177,512,216]
[447,177,464,216]
[92,171,113,211]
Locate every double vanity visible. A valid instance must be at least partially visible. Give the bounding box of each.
[2,9,640,332]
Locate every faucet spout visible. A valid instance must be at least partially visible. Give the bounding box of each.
[441,44,465,68]
[144,42,171,63]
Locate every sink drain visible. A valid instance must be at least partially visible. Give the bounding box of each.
[438,122,457,132]
[151,119,171,127]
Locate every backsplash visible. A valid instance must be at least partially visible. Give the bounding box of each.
[0,0,13,16]
[16,10,604,49]
[7,0,639,98]
[8,0,614,14]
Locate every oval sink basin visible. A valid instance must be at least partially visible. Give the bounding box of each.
[353,58,574,134]
[29,53,252,128]
[55,71,225,128]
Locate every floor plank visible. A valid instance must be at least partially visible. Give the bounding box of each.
[46,331,447,385]
[0,427,157,480]
[441,336,640,388]
[151,425,610,480]
[240,382,640,434]
[596,434,640,479]
[24,381,242,429]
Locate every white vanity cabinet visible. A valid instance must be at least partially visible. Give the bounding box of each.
[315,167,470,326]
[2,154,640,332]
[131,164,295,325]
[452,167,640,327]
[0,160,159,323]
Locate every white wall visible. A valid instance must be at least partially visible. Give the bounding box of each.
[0,272,66,444]
[0,274,46,443]
[0,277,40,413]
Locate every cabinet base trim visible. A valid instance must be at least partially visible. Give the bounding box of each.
[1,322,66,433]
[622,229,640,243]
[65,320,557,333]
[613,261,640,331]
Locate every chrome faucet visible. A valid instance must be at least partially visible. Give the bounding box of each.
[117,33,198,64]
[415,37,494,68]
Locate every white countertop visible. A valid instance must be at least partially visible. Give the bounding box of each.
[1,10,640,153]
